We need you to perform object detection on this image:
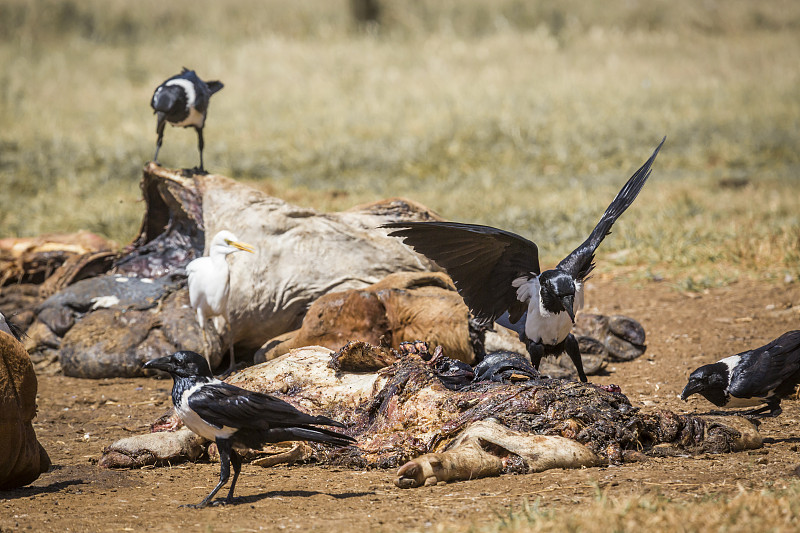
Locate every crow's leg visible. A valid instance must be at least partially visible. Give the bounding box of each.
[742,401,782,419]
[195,126,205,172]
[564,334,588,383]
[524,338,544,370]
[186,439,232,508]
[225,449,242,503]
[154,121,166,163]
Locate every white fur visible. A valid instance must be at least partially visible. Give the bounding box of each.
[175,380,237,441]
[513,276,585,346]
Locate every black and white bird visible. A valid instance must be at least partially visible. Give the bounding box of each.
[143,351,356,508]
[681,330,800,418]
[151,68,224,172]
[385,137,665,383]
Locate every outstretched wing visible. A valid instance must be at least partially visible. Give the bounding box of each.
[558,137,665,281]
[727,331,800,399]
[188,382,345,431]
[383,221,540,323]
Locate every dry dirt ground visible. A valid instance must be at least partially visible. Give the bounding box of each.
[2,277,800,532]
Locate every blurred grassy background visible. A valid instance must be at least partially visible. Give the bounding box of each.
[1,0,798,288]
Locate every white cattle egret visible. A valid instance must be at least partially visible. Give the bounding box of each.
[187,230,255,372]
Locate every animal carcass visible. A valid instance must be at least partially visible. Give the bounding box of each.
[0,331,51,489]
[19,164,441,377]
[101,344,761,487]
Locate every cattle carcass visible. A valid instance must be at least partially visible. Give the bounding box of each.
[17,164,441,377]
[101,344,761,487]
[255,270,645,378]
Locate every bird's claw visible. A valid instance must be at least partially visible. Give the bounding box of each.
[208,499,230,507]
[181,502,210,509]
[181,498,234,509]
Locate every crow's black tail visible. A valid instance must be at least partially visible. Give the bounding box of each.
[207,81,224,95]
[267,425,357,448]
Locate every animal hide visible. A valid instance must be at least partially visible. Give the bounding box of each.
[0,331,51,488]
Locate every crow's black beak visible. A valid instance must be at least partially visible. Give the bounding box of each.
[156,111,166,130]
[680,380,703,401]
[561,294,575,323]
[143,356,173,373]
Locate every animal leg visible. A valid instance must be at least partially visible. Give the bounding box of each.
[225,449,242,503]
[395,439,502,488]
[742,401,782,419]
[395,420,602,488]
[224,309,236,373]
[565,334,588,383]
[154,121,165,163]
[196,308,215,371]
[186,439,232,508]
[195,126,205,172]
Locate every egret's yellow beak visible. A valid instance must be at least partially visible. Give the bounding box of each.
[226,239,255,253]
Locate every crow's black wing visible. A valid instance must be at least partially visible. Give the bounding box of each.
[557,137,665,281]
[384,221,540,323]
[727,331,800,399]
[188,382,345,431]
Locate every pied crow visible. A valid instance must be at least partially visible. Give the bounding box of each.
[151,68,223,172]
[681,330,800,418]
[143,351,356,508]
[385,137,665,382]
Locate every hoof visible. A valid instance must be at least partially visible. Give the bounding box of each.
[395,457,442,489]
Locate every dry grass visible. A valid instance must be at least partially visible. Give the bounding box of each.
[433,481,800,533]
[0,0,798,287]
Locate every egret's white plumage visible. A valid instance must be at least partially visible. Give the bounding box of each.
[187,230,255,372]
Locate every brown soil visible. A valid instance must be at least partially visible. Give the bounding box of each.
[2,277,800,532]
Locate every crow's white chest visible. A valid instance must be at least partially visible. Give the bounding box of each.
[171,106,206,128]
[175,381,237,442]
[514,277,584,346]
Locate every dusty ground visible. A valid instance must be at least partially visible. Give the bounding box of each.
[2,277,800,532]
